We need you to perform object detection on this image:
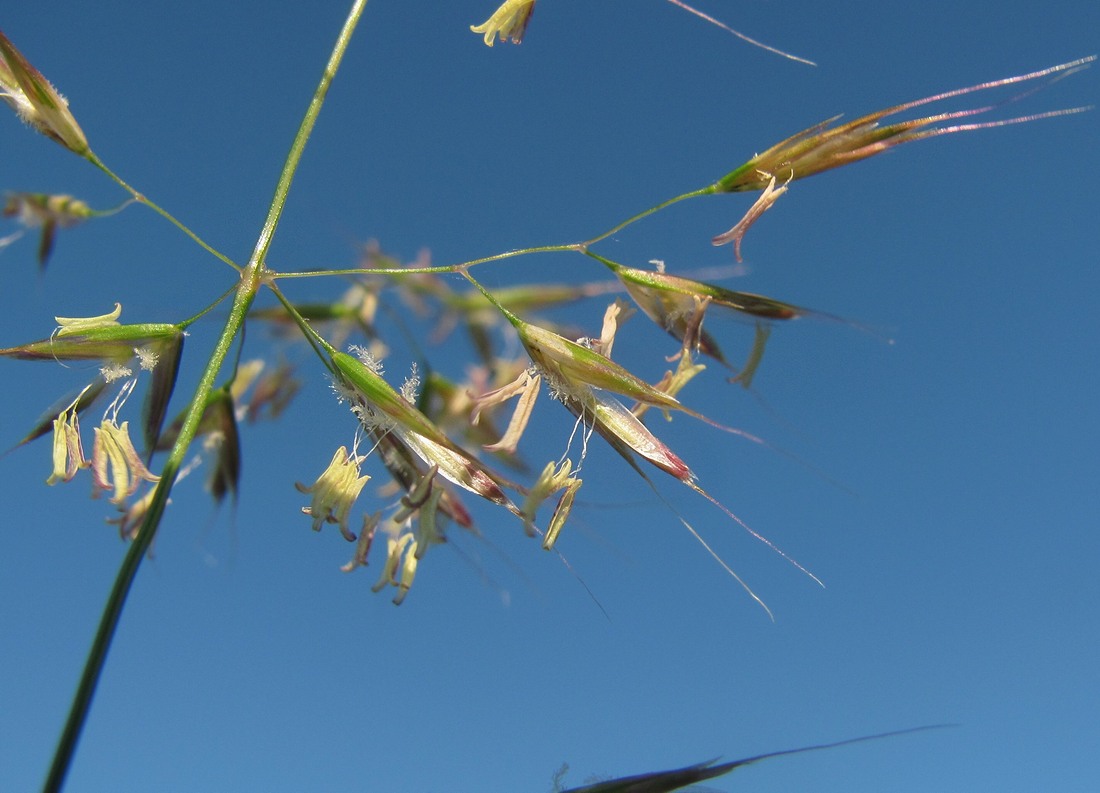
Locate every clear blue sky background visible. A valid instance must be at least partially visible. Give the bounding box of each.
[2,2,1098,791]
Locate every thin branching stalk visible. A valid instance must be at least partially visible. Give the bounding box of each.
[267,281,341,374]
[41,2,369,790]
[582,186,715,247]
[270,242,578,279]
[87,154,242,273]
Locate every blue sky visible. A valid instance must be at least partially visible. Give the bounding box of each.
[2,2,1098,791]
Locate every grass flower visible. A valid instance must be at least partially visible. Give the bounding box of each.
[91,418,160,505]
[391,463,450,556]
[3,192,94,269]
[471,367,542,455]
[479,292,699,482]
[297,446,370,541]
[710,173,788,262]
[715,57,1095,193]
[336,463,454,603]
[225,359,301,424]
[0,307,182,365]
[372,527,419,605]
[3,307,184,458]
[372,426,477,530]
[0,29,89,155]
[592,253,817,367]
[515,318,687,415]
[544,476,581,551]
[465,271,738,436]
[522,459,582,548]
[241,360,300,422]
[331,348,517,513]
[644,344,708,411]
[340,512,379,573]
[618,266,812,321]
[46,392,89,486]
[417,364,529,469]
[470,0,536,47]
[54,303,123,336]
[584,389,694,482]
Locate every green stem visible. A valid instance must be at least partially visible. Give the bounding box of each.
[249,0,367,269]
[270,243,578,279]
[87,153,242,273]
[42,280,253,793]
[271,182,722,283]
[582,249,626,272]
[177,283,239,330]
[459,268,522,329]
[42,3,369,790]
[582,185,716,246]
[267,282,340,369]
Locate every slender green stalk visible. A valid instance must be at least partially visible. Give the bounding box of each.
[271,184,724,282]
[87,153,242,273]
[582,249,627,271]
[267,281,341,370]
[42,279,255,793]
[177,283,240,330]
[42,3,369,790]
[582,185,716,246]
[270,242,578,279]
[459,267,518,322]
[249,0,368,269]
